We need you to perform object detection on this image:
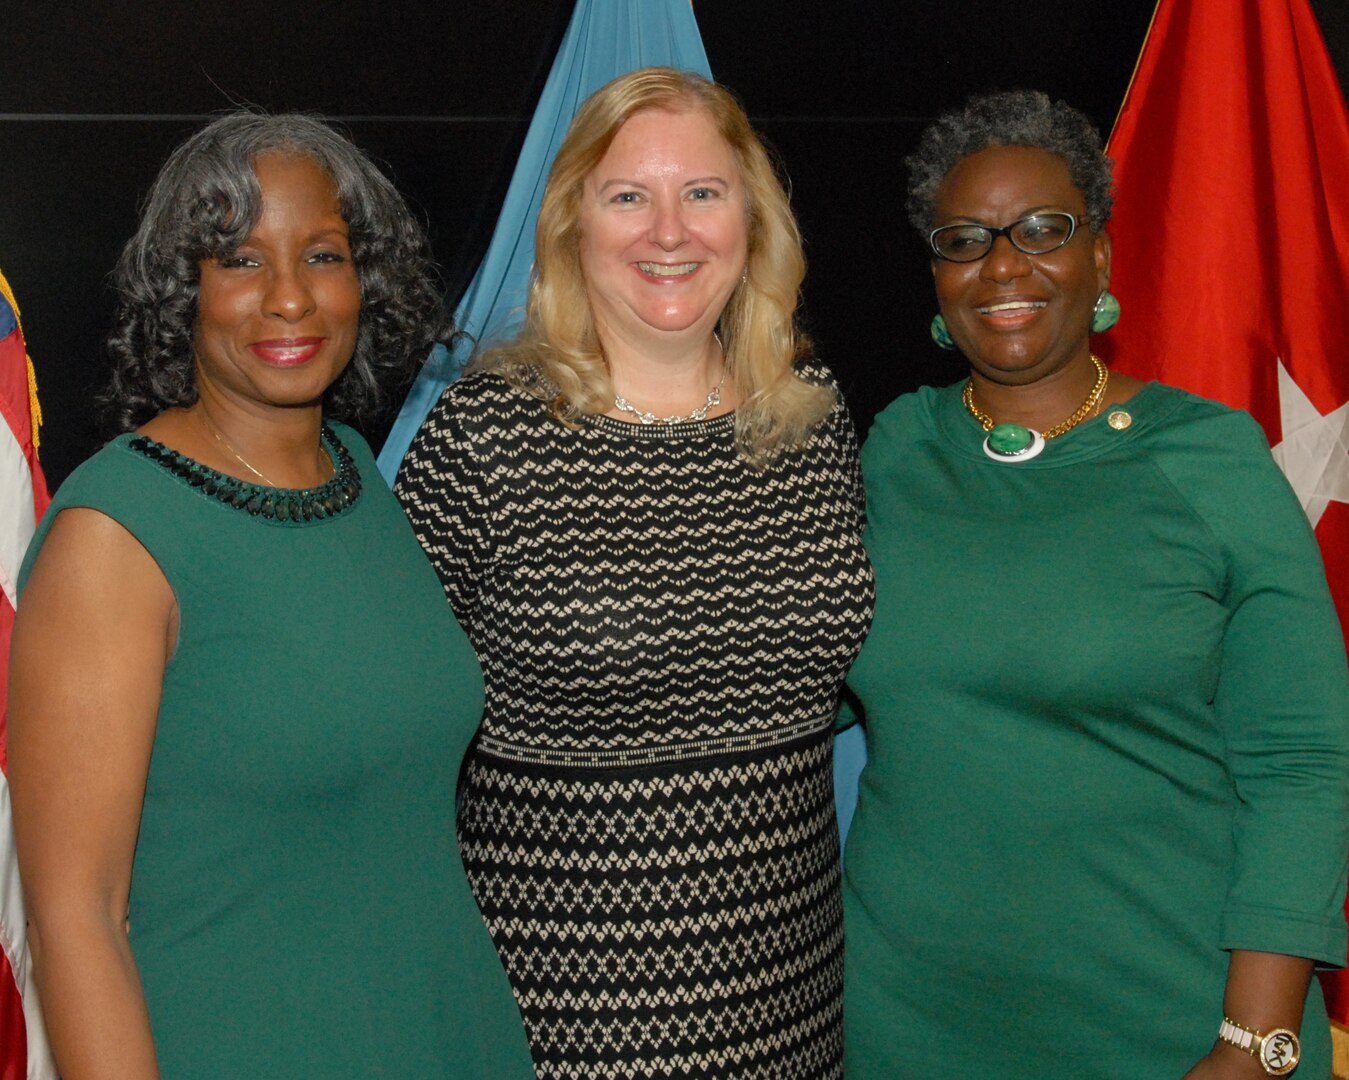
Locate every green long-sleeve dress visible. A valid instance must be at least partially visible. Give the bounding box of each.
[21,423,534,1079]
[843,381,1349,1079]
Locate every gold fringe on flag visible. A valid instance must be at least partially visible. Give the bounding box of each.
[26,357,42,453]
[0,267,44,454]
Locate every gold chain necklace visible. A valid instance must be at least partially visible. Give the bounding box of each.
[198,411,333,488]
[962,355,1109,463]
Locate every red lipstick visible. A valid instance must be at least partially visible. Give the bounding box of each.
[249,337,325,367]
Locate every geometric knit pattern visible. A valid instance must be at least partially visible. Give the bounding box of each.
[396,365,874,1078]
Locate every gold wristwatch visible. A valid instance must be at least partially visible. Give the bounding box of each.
[1217,1016,1300,1076]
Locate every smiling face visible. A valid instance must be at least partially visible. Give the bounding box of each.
[194,152,361,413]
[932,144,1109,386]
[578,107,749,352]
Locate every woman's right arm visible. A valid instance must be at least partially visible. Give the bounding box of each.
[8,507,177,1080]
[394,387,496,627]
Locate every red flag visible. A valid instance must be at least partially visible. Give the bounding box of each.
[0,268,55,1079]
[1098,0,1349,1021]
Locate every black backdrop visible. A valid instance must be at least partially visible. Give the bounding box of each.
[3,1,1347,487]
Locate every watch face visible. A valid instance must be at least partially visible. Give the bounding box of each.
[1259,1030,1299,1076]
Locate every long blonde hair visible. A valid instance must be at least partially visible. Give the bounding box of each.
[477,67,833,464]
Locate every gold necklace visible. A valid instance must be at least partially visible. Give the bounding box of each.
[962,354,1109,463]
[198,411,334,488]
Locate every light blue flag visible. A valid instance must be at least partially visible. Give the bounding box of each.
[376,0,712,483]
[834,723,866,855]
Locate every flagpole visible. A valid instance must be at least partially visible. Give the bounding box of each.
[1107,0,1163,143]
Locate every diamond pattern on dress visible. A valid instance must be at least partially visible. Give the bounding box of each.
[396,367,873,1078]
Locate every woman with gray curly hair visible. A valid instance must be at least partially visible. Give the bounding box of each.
[8,112,532,1078]
[841,90,1349,1078]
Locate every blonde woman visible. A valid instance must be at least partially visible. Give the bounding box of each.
[396,68,874,1079]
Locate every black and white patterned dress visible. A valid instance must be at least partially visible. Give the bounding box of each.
[396,365,874,1079]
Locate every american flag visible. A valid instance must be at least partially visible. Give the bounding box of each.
[0,268,56,1080]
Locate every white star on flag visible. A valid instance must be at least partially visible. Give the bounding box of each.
[1270,358,1349,529]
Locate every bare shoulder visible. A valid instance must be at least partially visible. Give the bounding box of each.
[20,506,177,668]
[28,506,172,599]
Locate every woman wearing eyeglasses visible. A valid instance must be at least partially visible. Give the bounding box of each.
[841,91,1349,1079]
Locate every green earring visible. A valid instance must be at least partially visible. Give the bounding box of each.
[1091,291,1120,334]
[930,314,956,350]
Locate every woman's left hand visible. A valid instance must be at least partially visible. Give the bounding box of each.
[1177,950,1314,1079]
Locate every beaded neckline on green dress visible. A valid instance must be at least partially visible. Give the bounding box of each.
[127,422,362,522]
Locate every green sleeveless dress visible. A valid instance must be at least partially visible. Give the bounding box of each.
[21,423,533,1079]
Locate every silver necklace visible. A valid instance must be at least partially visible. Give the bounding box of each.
[613,371,726,426]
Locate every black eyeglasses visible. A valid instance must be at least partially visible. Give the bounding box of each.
[928,212,1079,263]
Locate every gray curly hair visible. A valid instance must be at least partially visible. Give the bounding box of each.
[103,111,450,433]
[905,90,1114,238]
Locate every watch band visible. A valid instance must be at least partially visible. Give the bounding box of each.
[1218,1016,1301,1076]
